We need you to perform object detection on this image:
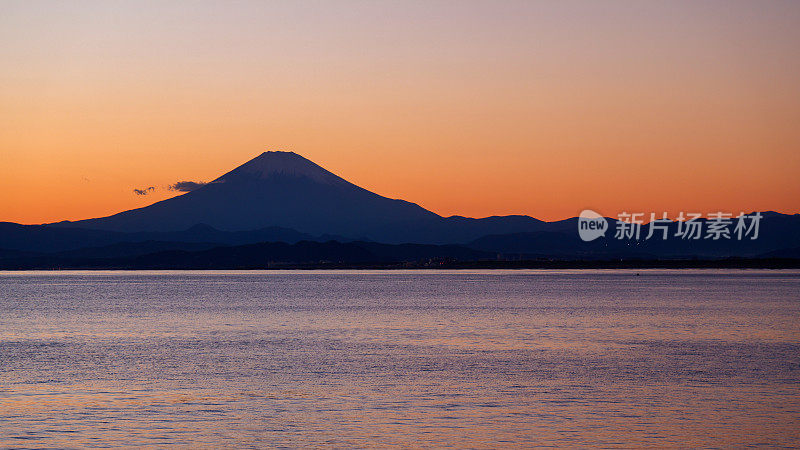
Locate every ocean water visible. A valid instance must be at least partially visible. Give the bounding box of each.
[1,269,798,447]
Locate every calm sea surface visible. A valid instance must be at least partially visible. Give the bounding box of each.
[1,270,799,447]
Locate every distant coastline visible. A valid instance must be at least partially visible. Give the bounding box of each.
[2,257,799,271]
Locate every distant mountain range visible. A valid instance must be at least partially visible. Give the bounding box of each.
[1,151,799,268]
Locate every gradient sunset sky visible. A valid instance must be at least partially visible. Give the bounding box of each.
[2,0,799,224]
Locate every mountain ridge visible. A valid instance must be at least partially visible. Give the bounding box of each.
[3,150,795,256]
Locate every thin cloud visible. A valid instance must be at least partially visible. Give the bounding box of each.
[169,180,209,192]
[133,186,156,196]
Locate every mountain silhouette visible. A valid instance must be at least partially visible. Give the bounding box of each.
[55,151,547,243]
[62,152,439,239]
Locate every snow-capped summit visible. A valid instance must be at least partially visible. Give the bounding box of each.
[215,151,347,186]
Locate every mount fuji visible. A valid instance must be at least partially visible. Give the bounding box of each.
[55,151,546,243]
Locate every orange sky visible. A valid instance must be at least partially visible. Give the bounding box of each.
[2,1,799,224]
